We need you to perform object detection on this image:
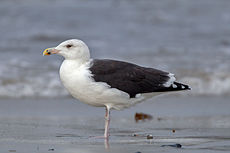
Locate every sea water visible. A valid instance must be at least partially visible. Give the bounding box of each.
[0,0,230,98]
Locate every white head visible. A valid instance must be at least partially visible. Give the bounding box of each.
[43,39,90,62]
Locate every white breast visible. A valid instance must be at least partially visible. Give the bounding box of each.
[59,60,149,110]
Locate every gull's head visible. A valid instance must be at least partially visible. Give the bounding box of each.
[43,39,90,61]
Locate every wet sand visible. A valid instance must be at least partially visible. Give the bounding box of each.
[0,96,230,153]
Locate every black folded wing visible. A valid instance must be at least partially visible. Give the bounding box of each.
[89,59,190,98]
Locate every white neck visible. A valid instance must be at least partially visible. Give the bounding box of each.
[63,59,90,69]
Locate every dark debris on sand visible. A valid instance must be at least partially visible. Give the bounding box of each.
[135,112,152,122]
[161,143,182,148]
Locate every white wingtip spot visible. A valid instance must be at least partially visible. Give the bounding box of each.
[163,73,176,87]
[182,85,185,89]
[172,84,177,88]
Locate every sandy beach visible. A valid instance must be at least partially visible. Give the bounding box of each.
[0,96,230,153]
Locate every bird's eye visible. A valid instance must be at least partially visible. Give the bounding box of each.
[66,44,73,48]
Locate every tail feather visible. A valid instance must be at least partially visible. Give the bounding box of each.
[154,81,191,92]
[171,82,191,91]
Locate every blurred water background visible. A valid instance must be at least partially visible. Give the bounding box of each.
[0,0,230,98]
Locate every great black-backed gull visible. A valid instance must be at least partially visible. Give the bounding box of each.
[43,39,190,139]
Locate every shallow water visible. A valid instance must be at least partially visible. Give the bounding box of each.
[0,96,230,153]
[0,0,230,98]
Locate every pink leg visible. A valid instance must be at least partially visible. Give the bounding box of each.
[89,106,111,139]
[104,106,110,138]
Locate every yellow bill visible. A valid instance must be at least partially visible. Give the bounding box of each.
[43,48,60,56]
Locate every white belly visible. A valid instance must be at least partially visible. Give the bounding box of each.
[59,60,157,110]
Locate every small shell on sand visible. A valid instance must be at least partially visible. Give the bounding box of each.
[147,134,153,139]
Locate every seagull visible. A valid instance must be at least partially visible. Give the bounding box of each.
[43,39,190,139]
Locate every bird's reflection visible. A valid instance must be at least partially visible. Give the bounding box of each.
[104,137,110,150]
